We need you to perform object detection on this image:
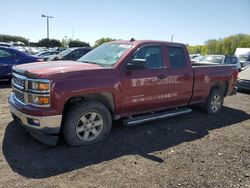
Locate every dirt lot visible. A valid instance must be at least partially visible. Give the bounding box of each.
[0,82,249,188]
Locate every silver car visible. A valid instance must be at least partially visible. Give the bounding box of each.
[237,65,250,91]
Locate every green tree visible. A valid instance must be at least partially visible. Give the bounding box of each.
[68,40,90,47]
[37,38,62,48]
[0,34,29,45]
[189,34,250,56]
[94,37,116,48]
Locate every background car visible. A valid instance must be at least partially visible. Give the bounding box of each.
[235,48,250,68]
[46,47,92,61]
[237,65,250,91]
[35,50,60,61]
[198,55,241,71]
[0,46,43,80]
[0,42,12,47]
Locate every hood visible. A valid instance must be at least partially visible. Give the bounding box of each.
[239,67,250,80]
[13,61,104,79]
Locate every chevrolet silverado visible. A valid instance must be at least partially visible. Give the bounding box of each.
[9,40,238,146]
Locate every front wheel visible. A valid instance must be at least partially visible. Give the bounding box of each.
[63,101,112,146]
[205,89,224,114]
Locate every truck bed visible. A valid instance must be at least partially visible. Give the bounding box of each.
[190,63,238,104]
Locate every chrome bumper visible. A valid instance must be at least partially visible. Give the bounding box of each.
[8,93,62,134]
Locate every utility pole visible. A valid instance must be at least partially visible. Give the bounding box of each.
[171,34,174,42]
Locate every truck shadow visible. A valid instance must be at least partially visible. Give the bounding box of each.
[3,106,250,179]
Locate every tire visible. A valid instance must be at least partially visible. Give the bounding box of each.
[63,101,112,146]
[205,88,224,114]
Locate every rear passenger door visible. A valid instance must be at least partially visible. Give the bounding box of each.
[165,46,193,107]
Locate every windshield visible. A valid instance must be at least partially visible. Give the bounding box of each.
[78,43,133,66]
[58,48,75,56]
[200,55,223,64]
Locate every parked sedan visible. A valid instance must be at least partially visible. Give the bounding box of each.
[237,65,250,91]
[0,47,43,80]
[199,55,241,71]
[35,50,60,61]
[46,47,92,61]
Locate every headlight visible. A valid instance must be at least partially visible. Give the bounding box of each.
[27,80,50,107]
[28,94,50,106]
[28,81,50,92]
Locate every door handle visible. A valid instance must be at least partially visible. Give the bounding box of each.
[157,75,166,79]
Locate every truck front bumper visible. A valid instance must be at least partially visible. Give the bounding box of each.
[8,92,62,145]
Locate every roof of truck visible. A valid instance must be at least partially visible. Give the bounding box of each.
[109,39,185,47]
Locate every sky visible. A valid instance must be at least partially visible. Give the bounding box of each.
[0,0,249,46]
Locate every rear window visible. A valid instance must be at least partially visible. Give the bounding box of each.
[167,46,186,69]
[224,57,237,64]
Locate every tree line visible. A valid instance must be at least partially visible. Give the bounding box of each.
[0,34,115,48]
[187,34,250,55]
[1,33,250,51]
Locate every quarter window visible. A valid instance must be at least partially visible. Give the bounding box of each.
[167,47,186,69]
[132,46,163,69]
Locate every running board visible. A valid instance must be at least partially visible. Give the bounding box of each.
[123,108,192,126]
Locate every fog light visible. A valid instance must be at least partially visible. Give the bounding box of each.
[27,118,40,126]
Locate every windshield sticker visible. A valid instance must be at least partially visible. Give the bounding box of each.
[119,44,132,49]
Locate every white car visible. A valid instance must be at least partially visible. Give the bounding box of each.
[235,48,250,68]
[199,55,241,71]
[237,65,250,91]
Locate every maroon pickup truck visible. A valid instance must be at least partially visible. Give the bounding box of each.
[9,40,238,146]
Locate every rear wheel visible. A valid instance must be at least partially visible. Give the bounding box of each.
[205,88,224,114]
[63,101,112,146]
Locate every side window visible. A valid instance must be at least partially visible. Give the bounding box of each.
[167,47,186,69]
[0,49,12,58]
[225,57,236,64]
[70,50,79,57]
[43,52,50,56]
[132,46,163,69]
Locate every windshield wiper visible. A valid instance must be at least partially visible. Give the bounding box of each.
[78,60,99,65]
[77,60,109,67]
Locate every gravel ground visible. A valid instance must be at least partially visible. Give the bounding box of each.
[0,82,249,188]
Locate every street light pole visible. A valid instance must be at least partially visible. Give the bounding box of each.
[41,14,54,39]
[171,34,174,42]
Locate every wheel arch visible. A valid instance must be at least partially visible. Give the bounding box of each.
[63,92,115,117]
[209,81,228,97]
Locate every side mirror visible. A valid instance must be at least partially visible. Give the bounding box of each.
[126,59,147,70]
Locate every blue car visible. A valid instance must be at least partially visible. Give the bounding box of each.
[0,47,43,80]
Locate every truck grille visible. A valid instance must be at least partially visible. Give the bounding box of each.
[11,72,50,107]
[13,89,25,104]
[12,73,26,104]
[12,75,25,89]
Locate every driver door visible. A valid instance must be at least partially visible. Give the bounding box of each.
[120,45,168,116]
